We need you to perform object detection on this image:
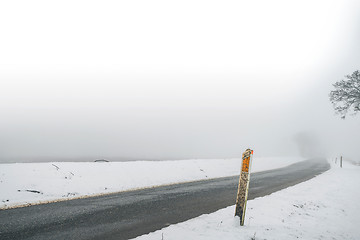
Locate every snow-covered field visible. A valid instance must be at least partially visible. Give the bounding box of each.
[0,157,303,209]
[133,160,360,240]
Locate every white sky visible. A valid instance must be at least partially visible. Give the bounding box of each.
[0,0,359,162]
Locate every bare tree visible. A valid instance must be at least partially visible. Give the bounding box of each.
[329,70,360,119]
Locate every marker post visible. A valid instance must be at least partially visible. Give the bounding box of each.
[340,156,343,168]
[235,148,253,226]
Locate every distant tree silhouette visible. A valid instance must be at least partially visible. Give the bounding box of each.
[329,70,360,119]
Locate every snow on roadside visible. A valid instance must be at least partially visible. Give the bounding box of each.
[0,157,303,209]
[133,160,360,240]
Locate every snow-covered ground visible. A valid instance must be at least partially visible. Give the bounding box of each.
[133,160,360,240]
[0,157,304,209]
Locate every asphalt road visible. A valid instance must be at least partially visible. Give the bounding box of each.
[0,158,330,240]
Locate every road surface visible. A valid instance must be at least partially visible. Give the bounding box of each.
[0,158,329,240]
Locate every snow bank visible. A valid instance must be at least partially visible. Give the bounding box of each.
[0,157,303,209]
[133,160,360,240]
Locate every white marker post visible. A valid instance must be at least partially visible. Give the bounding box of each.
[235,148,253,226]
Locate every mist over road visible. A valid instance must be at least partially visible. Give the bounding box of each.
[0,159,329,240]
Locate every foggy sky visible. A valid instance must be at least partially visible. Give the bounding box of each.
[1,0,360,163]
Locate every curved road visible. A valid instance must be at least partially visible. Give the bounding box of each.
[0,158,329,240]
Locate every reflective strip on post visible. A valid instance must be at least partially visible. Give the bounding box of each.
[235,148,253,226]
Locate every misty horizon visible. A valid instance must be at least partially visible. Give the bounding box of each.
[1,0,359,163]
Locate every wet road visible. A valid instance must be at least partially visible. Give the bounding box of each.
[0,158,329,240]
